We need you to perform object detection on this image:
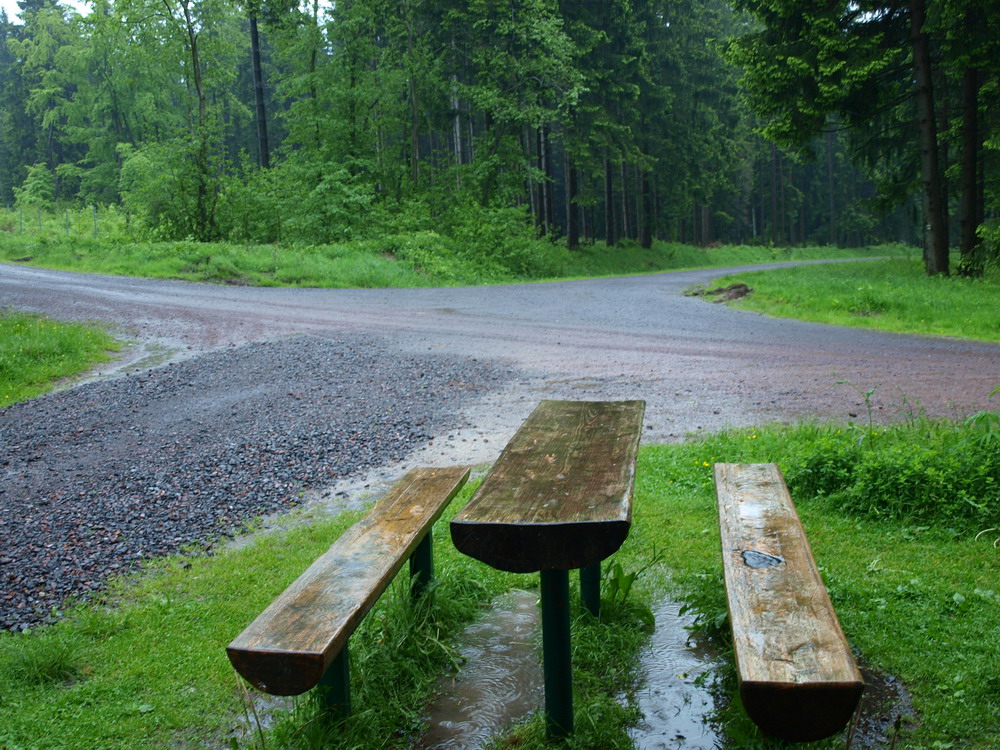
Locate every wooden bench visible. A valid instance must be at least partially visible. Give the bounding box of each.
[451,399,646,739]
[714,463,864,742]
[227,466,470,715]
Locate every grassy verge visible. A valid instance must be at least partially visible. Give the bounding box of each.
[642,411,1000,749]
[0,311,120,407]
[709,256,1000,344]
[2,402,997,748]
[0,481,658,749]
[1,230,897,288]
[557,240,889,280]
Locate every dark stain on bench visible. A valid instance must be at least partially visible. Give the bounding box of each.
[741,549,785,569]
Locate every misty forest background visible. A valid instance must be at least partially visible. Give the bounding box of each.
[1,0,999,279]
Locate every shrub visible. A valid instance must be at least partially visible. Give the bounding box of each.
[781,419,1000,525]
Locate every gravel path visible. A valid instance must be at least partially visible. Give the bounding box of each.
[3,261,998,632]
[0,334,511,631]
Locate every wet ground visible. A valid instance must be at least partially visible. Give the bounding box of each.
[414,590,543,749]
[409,593,912,749]
[0,262,984,746]
[2,261,997,456]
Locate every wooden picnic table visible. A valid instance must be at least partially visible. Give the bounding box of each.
[451,399,646,739]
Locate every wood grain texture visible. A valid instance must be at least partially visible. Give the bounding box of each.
[714,462,864,741]
[451,400,645,573]
[227,466,470,696]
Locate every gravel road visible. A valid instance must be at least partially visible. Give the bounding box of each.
[0,333,509,630]
[1,261,998,630]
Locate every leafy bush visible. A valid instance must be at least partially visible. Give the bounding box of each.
[214,165,283,244]
[118,141,207,240]
[780,418,1000,525]
[14,164,56,207]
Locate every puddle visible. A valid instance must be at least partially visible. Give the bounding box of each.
[629,601,914,749]
[849,663,916,747]
[630,599,725,750]
[225,689,294,746]
[225,593,911,750]
[414,589,543,749]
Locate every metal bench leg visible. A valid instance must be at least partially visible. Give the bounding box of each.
[409,528,434,598]
[320,642,351,719]
[580,563,601,617]
[541,568,573,739]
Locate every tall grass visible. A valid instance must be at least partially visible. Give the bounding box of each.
[712,255,1000,343]
[2,228,900,288]
[0,311,120,407]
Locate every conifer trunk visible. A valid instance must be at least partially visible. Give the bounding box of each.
[959,68,982,269]
[604,155,617,246]
[909,0,949,275]
[249,15,270,169]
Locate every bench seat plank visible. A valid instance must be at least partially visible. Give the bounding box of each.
[715,462,863,741]
[451,400,645,573]
[227,466,470,696]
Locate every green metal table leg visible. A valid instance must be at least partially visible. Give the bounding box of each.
[540,568,573,740]
[580,563,601,618]
[319,641,351,719]
[409,528,433,598]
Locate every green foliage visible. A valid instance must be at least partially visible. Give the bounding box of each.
[0,310,119,407]
[118,141,219,241]
[14,163,55,206]
[784,421,1000,524]
[712,254,1000,343]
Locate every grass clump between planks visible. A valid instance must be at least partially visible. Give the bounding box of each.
[0,310,120,407]
[710,255,1000,343]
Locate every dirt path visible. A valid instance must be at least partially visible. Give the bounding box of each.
[3,261,996,461]
[4,260,979,739]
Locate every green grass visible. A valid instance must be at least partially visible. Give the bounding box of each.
[0,311,120,407]
[2,407,998,748]
[2,227,895,288]
[710,255,1000,343]
[557,240,888,280]
[641,418,1000,749]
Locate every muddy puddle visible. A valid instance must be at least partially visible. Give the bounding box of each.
[225,589,912,750]
[414,593,725,749]
[413,590,913,749]
[413,589,543,749]
[630,599,725,749]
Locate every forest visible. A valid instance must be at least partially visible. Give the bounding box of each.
[1,0,997,277]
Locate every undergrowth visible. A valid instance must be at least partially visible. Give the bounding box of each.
[2,229,897,288]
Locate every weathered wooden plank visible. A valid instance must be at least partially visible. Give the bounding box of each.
[451,400,645,573]
[714,462,864,741]
[227,466,470,696]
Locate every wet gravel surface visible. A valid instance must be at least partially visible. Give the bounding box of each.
[2,261,998,638]
[0,334,510,631]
